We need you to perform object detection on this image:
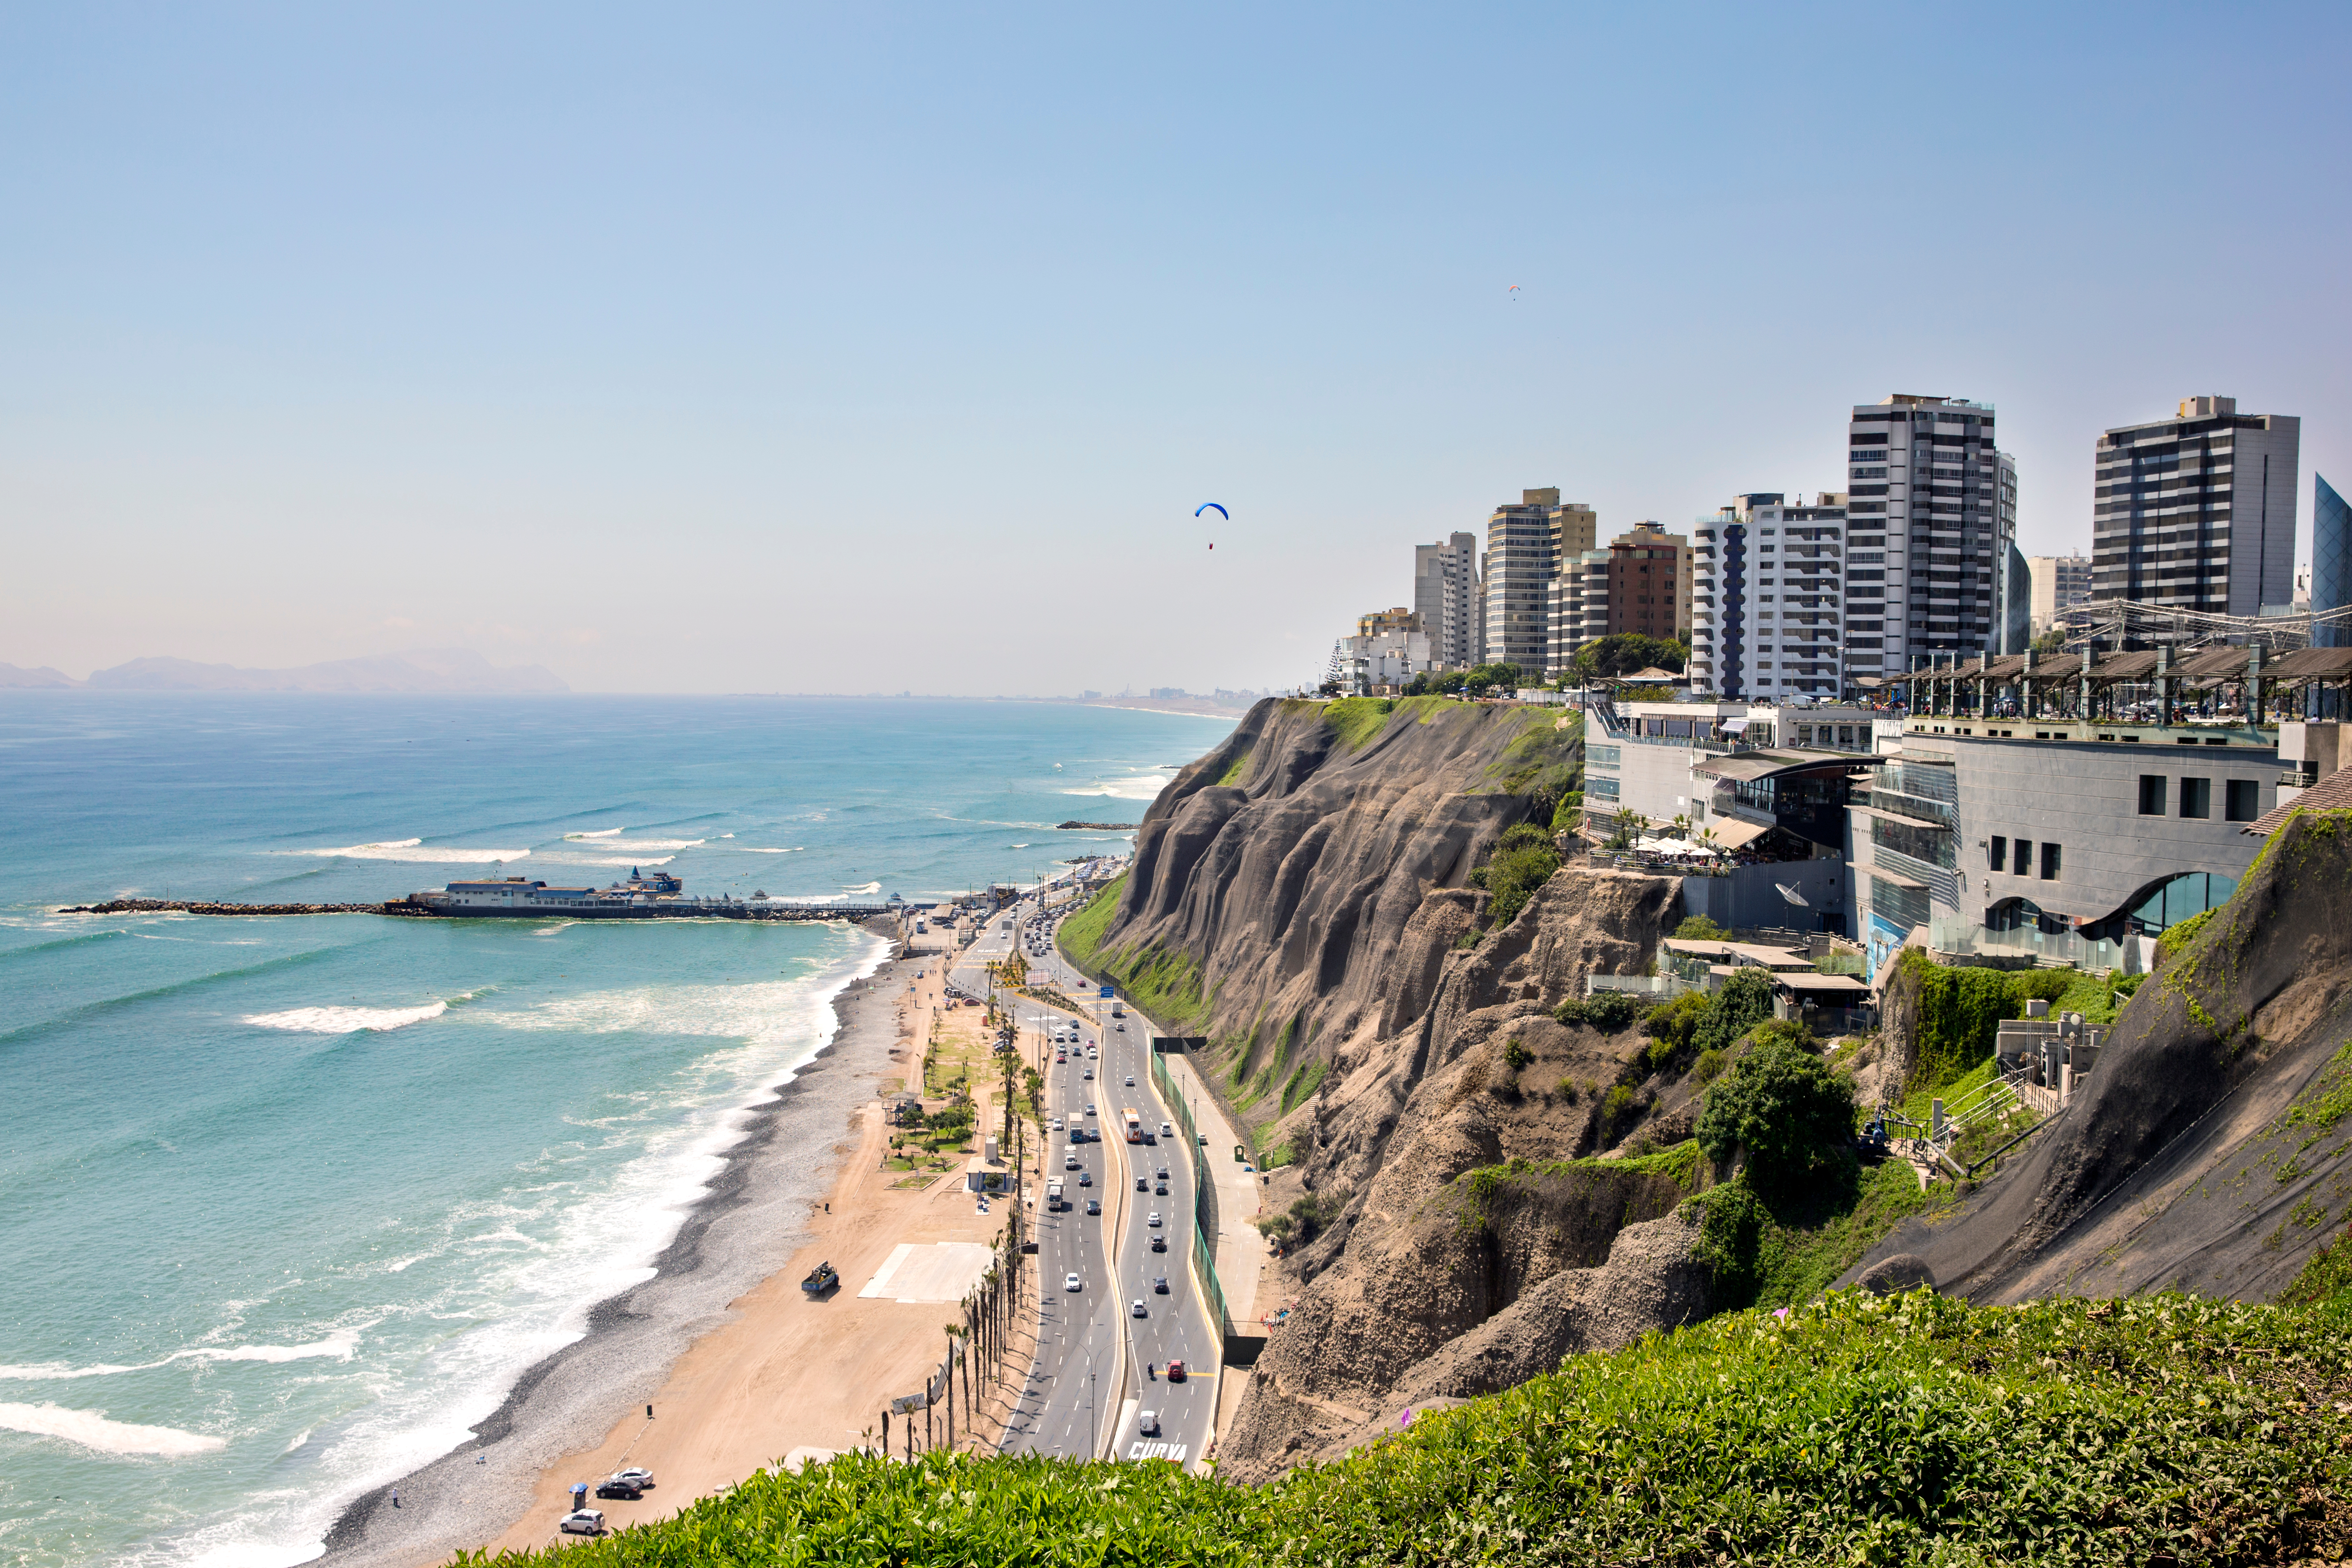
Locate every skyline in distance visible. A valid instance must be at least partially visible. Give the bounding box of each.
[2,4,2346,695]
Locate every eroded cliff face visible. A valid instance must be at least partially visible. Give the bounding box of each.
[1102,696,1579,1093]
[1077,698,1700,1476]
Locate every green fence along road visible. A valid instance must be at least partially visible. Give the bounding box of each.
[1151,1037,1233,1339]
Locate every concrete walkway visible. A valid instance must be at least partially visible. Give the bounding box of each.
[1156,1050,1266,1329]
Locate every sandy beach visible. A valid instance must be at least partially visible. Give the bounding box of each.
[319,914,1049,1568]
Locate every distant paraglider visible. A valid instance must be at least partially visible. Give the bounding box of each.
[1508,284,1521,300]
[1195,502,1226,550]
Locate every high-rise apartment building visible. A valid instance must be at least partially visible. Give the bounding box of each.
[1842,395,2011,677]
[2027,553,2094,633]
[2091,396,2299,623]
[1480,489,1596,676]
[1599,522,1692,644]
[1412,532,1483,667]
[1690,494,1847,699]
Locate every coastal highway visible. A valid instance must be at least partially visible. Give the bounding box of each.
[951,887,1217,1466]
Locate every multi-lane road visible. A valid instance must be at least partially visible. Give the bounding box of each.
[951,883,1217,1467]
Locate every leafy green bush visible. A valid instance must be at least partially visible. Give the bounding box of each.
[1690,1181,1770,1303]
[465,1294,2352,1568]
[1690,1047,1727,1084]
[1501,1037,1530,1071]
[1674,913,1728,940]
[1692,967,1775,1057]
[1696,1036,1857,1186]
[1549,789,1584,830]
[1582,989,1651,1033]
[1480,840,1561,929]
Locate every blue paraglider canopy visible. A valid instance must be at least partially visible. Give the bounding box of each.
[1194,503,1228,520]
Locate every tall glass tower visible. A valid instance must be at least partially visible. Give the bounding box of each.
[2316,475,2351,648]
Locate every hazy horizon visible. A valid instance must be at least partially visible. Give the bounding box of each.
[5,4,2346,694]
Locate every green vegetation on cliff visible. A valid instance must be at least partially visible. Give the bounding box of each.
[456,1292,2352,1568]
[1055,874,1214,1034]
[1897,951,2145,1093]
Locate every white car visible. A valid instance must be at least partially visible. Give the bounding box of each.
[1085,1104,1097,1117]
[559,1509,607,1536]
[1138,1408,1160,1436]
[612,1466,654,1488]
[1064,1272,1083,1292]
[1050,1118,1064,1132]
[1147,1212,1162,1227]
[1160,1122,1174,1138]
[1131,1298,1147,1318]
[1124,1075,1135,1087]
[1065,1154,1080,1169]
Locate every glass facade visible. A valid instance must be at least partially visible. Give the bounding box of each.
[2317,475,2350,649]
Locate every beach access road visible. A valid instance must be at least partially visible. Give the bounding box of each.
[479,933,1034,1556]
[960,890,1217,1469]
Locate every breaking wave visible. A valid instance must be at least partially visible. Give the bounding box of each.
[245,1001,451,1034]
[287,840,530,864]
[0,1402,226,1456]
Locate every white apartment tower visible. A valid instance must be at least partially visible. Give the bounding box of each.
[1412,532,1483,668]
[1842,395,2015,677]
[1690,494,1848,699]
[1480,489,1597,676]
[2091,396,2300,621]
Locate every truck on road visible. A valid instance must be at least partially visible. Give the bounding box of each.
[1046,1179,1065,1211]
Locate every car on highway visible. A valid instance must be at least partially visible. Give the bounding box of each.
[1160,1122,1174,1138]
[1065,1154,1080,1169]
[1084,1104,1096,1117]
[1078,1171,1092,1186]
[1131,1298,1147,1318]
[1155,1181,1168,1195]
[1152,1275,1169,1293]
[1064,1273,1083,1291]
[1167,1359,1188,1382]
[1157,1167,1171,1180]
[1050,1118,1063,1132]
[1083,1068,1094,1080]
[1138,1408,1159,1436]
[1124,1075,1135,1087]
[560,1510,608,1536]
[1147,1212,1162,1227]
[1150,1235,1167,1252]
[1085,1198,1101,1215]
[1135,1176,1147,1191]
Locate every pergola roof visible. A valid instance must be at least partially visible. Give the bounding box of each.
[1895,642,2352,690]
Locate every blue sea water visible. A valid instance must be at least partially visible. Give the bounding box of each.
[0,695,1229,1568]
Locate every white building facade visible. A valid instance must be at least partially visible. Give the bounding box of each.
[1413,532,1484,668]
[1842,395,2014,681]
[1690,493,1849,700]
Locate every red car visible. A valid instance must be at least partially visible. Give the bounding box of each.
[1166,1359,1186,1382]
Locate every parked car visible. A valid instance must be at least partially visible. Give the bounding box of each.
[1064,1273,1083,1291]
[612,1468,654,1489]
[559,1510,607,1536]
[595,1478,642,1500]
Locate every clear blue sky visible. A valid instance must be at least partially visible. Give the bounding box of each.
[3,3,2346,693]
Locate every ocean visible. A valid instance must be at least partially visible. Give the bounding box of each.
[0,694,1230,1568]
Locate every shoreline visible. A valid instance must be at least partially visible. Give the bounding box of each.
[317,917,905,1568]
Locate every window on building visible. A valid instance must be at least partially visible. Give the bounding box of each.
[2041,842,2061,881]
[2180,777,2211,819]
[2138,775,2167,815]
[2013,838,2032,875]
[1989,835,2006,871]
[2225,779,2260,822]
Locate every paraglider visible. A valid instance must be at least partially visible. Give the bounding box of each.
[1195,502,1225,550]
[1508,284,1521,300]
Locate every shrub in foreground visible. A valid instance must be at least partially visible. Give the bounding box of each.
[461,1292,2352,1568]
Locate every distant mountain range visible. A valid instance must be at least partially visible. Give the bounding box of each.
[0,649,569,693]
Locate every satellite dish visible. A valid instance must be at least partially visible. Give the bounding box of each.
[1776,882,1808,907]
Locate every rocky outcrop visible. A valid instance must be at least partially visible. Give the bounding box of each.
[1846,809,2352,1305]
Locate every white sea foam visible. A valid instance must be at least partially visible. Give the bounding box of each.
[537,855,675,867]
[244,1003,448,1034]
[839,881,882,895]
[0,1402,226,1456]
[735,846,804,854]
[562,828,626,839]
[1062,772,1174,801]
[1009,843,1031,849]
[567,838,704,852]
[286,841,529,864]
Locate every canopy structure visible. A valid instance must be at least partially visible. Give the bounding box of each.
[1894,640,2352,726]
